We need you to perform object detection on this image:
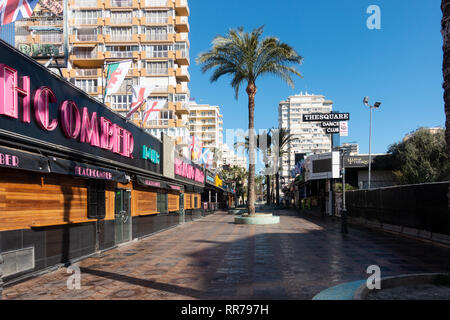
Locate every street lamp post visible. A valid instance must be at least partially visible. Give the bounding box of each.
[363,97,381,190]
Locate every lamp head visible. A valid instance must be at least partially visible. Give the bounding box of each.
[363,96,369,105]
[374,102,381,108]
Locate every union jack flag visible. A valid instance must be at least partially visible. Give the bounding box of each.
[0,0,39,26]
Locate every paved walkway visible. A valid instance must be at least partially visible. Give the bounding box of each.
[3,209,450,300]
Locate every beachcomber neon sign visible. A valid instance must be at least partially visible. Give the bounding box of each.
[0,64,134,158]
[174,158,205,184]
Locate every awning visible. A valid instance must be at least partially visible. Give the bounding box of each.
[0,145,50,173]
[184,184,204,193]
[136,175,183,192]
[48,157,128,183]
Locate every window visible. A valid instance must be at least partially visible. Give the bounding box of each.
[194,195,198,208]
[109,95,132,110]
[144,10,169,23]
[87,180,106,219]
[145,61,168,74]
[74,10,101,24]
[145,44,172,58]
[157,192,168,213]
[145,27,168,40]
[111,11,132,23]
[75,79,97,93]
[110,27,132,41]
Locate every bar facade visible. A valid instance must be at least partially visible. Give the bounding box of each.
[0,40,204,284]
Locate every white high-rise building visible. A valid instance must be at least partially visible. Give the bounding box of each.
[221,144,247,169]
[187,101,223,167]
[278,92,333,186]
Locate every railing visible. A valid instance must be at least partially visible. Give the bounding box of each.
[178,16,188,24]
[147,119,170,126]
[110,17,133,24]
[152,85,169,92]
[74,0,97,7]
[177,49,189,59]
[145,51,168,58]
[74,18,98,25]
[145,16,168,24]
[110,51,133,58]
[76,69,98,76]
[145,0,167,6]
[110,34,133,41]
[74,50,98,58]
[40,34,63,43]
[111,0,132,7]
[77,85,98,93]
[145,67,168,75]
[145,33,168,41]
[77,34,98,41]
[177,0,187,6]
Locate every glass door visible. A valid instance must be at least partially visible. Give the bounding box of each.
[114,189,132,245]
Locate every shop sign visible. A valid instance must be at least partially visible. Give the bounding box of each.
[174,157,205,184]
[206,174,215,184]
[0,43,162,175]
[303,113,350,122]
[0,145,49,172]
[215,175,223,187]
[142,145,160,164]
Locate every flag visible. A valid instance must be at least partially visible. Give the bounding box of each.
[200,148,213,168]
[189,136,202,161]
[142,100,165,123]
[104,60,132,97]
[126,85,153,120]
[339,121,348,137]
[0,0,39,25]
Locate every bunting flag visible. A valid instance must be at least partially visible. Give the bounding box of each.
[104,60,132,97]
[200,148,213,168]
[0,0,39,25]
[189,136,203,162]
[142,100,165,123]
[126,85,153,120]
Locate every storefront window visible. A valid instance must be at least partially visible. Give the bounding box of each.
[157,192,168,214]
[87,180,106,219]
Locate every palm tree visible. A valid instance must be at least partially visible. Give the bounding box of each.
[270,128,294,205]
[197,26,303,215]
[442,1,450,209]
[234,130,273,205]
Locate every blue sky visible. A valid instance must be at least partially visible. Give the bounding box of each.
[188,0,445,159]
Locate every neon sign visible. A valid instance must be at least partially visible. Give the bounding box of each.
[0,64,134,158]
[174,158,204,184]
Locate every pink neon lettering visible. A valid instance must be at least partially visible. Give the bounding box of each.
[60,100,81,139]
[0,153,19,167]
[34,86,58,131]
[0,64,30,121]
[100,117,114,150]
[80,107,100,147]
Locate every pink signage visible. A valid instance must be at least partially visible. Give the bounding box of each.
[0,64,134,159]
[174,158,204,184]
[0,152,19,168]
[75,166,113,180]
[144,179,161,188]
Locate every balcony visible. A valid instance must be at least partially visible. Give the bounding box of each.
[107,0,135,8]
[175,50,189,66]
[70,51,105,67]
[175,102,189,115]
[71,0,103,8]
[105,34,139,43]
[143,33,169,41]
[175,32,189,47]
[175,0,189,16]
[175,16,189,33]
[144,0,169,7]
[143,16,171,25]
[73,68,100,77]
[107,17,136,25]
[175,67,190,82]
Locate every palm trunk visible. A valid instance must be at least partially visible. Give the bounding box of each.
[266,174,271,205]
[276,171,280,205]
[442,0,450,210]
[247,82,257,215]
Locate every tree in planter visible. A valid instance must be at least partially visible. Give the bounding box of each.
[234,130,273,205]
[269,128,294,205]
[387,128,449,185]
[197,26,303,215]
[442,0,450,209]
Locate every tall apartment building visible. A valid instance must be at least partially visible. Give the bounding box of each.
[187,102,223,166]
[278,92,333,185]
[221,144,247,169]
[14,0,191,146]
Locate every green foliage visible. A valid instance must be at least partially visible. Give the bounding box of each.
[334,183,356,193]
[388,128,449,185]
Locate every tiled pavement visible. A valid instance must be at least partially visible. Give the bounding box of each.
[3,209,450,300]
